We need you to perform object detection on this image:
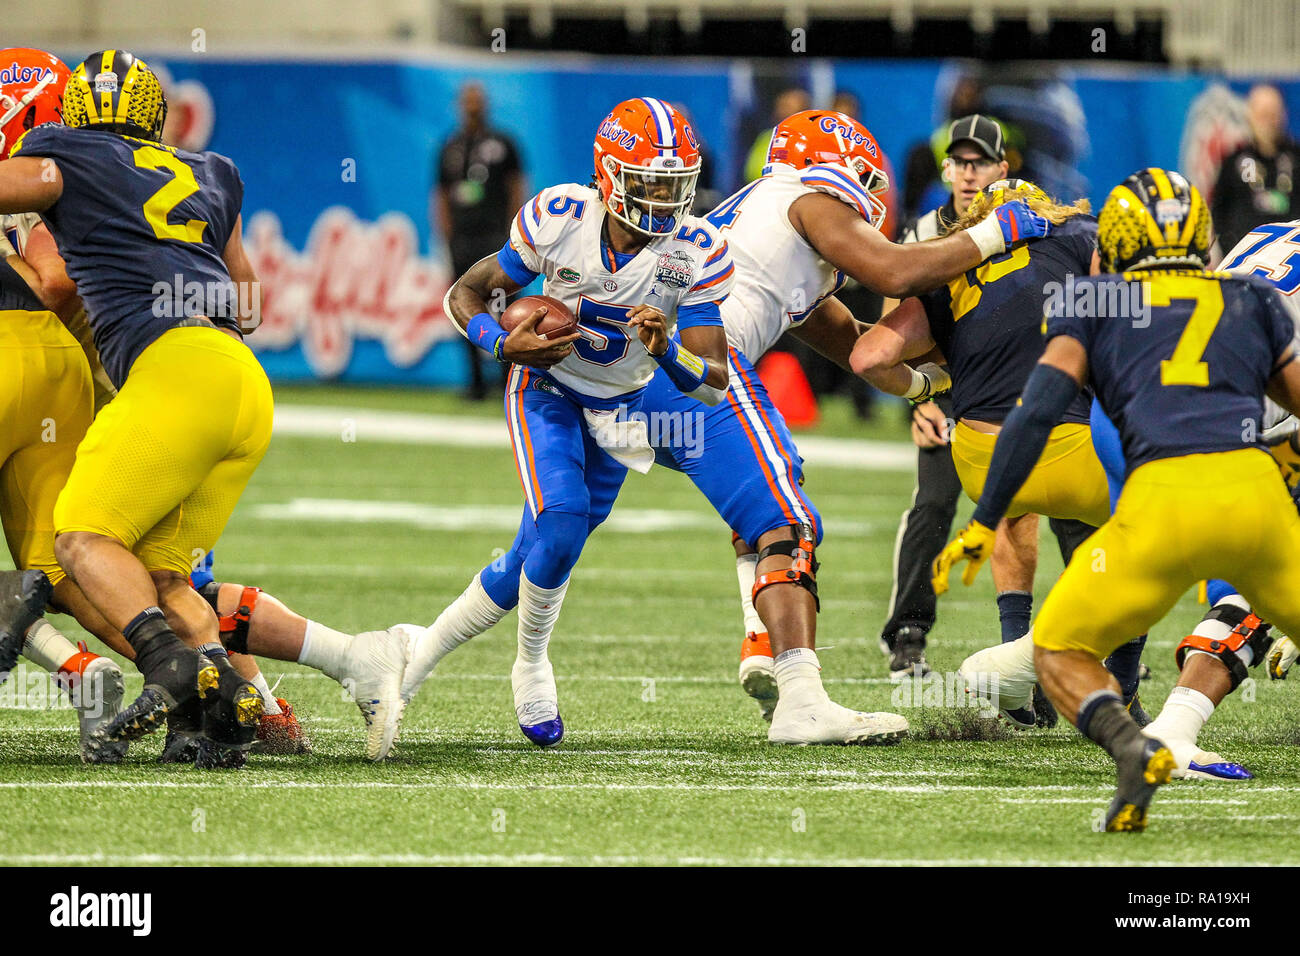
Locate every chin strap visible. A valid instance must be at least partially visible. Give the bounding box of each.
[751,523,820,612]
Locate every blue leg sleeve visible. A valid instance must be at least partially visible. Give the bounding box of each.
[521,510,588,589]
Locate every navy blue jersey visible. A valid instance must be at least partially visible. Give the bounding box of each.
[0,258,44,312]
[923,214,1097,424]
[1046,270,1296,474]
[13,124,245,386]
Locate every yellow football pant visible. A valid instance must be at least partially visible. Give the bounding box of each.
[952,420,1112,528]
[53,326,274,574]
[0,310,93,587]
[1034,448,1300,658]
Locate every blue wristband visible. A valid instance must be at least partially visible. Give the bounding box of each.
[654,337,709,393]
[467,311,507,360]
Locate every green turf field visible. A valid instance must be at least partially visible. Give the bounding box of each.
[2,386,1297,866]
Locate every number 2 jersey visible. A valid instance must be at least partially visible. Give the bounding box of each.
[12,123,245,388]
[1046,269,1296,475]
[496,183,735,405]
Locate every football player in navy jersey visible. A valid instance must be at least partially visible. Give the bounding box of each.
[853,179,1148,727]
[934,169,1300,830]
[0,50,416,764]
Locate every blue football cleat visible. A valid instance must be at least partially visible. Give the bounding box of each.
[520,716,564,748]
[1184,758,1253,781]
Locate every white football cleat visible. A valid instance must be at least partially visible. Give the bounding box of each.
[512,657,563,747]
[959,634,1038,727]
[738,632,778,722]
[72,655,127,764]
[768,696,908,745]
[346,624,417,761]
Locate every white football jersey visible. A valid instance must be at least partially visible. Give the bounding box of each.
[2,211,38,253]
[710,163,878,361]
[1222,220,1300,434]
[504,184,735,401]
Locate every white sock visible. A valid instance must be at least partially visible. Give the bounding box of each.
[247,670,282,714]
[23,619,79,673]
[735,554,766,636]
[1146,686,1215,746]
[773,647,827,708]
[517,571,568,665]
[297,620,353,682]
[424,573,510,671]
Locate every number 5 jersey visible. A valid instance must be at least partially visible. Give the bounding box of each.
[496,183,734,406]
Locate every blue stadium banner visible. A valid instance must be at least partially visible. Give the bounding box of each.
[115,52,1299,386]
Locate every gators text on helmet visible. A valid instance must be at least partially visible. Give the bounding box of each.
[63,49,168,142]
[593,97,700,237]
[0,48,70,158]
[1098,167,1211,273]
[765,109,890,229]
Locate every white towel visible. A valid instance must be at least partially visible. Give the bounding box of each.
[582,408,655,474]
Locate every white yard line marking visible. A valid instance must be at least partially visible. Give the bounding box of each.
[272,405,916,472]
[251,498,880,536]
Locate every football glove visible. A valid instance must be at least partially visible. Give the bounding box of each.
[1266,634,1298,680]
[994,199,1052,246]
[903,362,952,404]
[932,520,997,595]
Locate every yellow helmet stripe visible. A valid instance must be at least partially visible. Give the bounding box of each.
[97,50,116,121]
[1179,188,1205,249]
[1115,183,1165,250]
[1148,167,1175,200]
[115,59,141,124]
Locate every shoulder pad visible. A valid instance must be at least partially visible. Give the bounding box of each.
[797,163,872,220]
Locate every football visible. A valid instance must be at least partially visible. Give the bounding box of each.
[500,295,579,340]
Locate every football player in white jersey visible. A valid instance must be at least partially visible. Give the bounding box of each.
[640,110,1055,743]
[398,98,734,752]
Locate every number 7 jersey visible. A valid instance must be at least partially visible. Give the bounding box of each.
[12,123,245,388]
[496,183,734,404]
[1046,269,1297,473]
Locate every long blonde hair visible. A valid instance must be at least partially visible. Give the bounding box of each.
[949,179,1091,234]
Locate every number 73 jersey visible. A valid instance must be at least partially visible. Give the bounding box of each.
[1046,268,1297,472]
[12,123,245,389]
[497,183,734,403]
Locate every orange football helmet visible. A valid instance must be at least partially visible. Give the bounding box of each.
[0,48,70,159]
[594,97,701,236]
[766,110,889,228]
